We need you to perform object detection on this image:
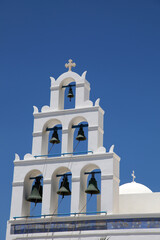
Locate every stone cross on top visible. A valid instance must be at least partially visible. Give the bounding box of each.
[65,59,76,71]
[131,170,136,182]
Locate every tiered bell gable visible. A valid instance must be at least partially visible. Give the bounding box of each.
[50,70,92,110]
[7,60,121,240]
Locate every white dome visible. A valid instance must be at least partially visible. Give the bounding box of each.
[119,181,152,194]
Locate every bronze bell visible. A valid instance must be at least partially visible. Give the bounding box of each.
[76,125,86,141]
[57,175,71,198]
[85,173,100,196]
[50,127,60,144]
[27,176,43,205]
[67,86,74,102]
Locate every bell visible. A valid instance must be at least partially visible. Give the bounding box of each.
[67,86,74,101]
[57,175,71,198]
[50,127,60,144]
[27,177,43,205]
[85,173,100,196]
[76,125,86,141]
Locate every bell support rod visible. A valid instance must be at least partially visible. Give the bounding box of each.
[46,124,88,131]
[72,123,88,129]
[29,176,43,180]
[56,173,72,177]
[46,126,62,131]
[84,171,101,175]
[13,211,107,219]
[62,83,76,88]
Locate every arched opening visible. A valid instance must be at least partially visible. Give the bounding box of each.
[79,164,101,215]
[22,170,43,217]
[57,172,72,215]
[42,119,62,156]
[68,117,88,154]
[64,82,76,110]
[86,169,101,214]
[51,167,72,216]
[48,124,62,157]
[59,78,76,110]
[73,121,88,154]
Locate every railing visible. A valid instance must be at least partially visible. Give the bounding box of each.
[34,150,93,158]
[13,211,107,220]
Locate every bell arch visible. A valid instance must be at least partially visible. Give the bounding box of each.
[79,164,101,214]
[59,77,76,110]
[50,166,72,215]
[68,116,88,154]
[50,70,91,110]
[41,119,62,156]
[22,169,43,217]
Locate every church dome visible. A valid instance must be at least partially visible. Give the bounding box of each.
[119,181,152,194]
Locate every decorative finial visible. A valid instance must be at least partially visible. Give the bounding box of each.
[131,170,136,182]
[65,59,76,72]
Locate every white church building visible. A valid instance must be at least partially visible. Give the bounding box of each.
[6,60,160,239]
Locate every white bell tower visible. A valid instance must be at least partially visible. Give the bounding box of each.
[6,60,120,240]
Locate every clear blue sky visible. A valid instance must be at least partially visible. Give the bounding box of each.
[1,0,160,238]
